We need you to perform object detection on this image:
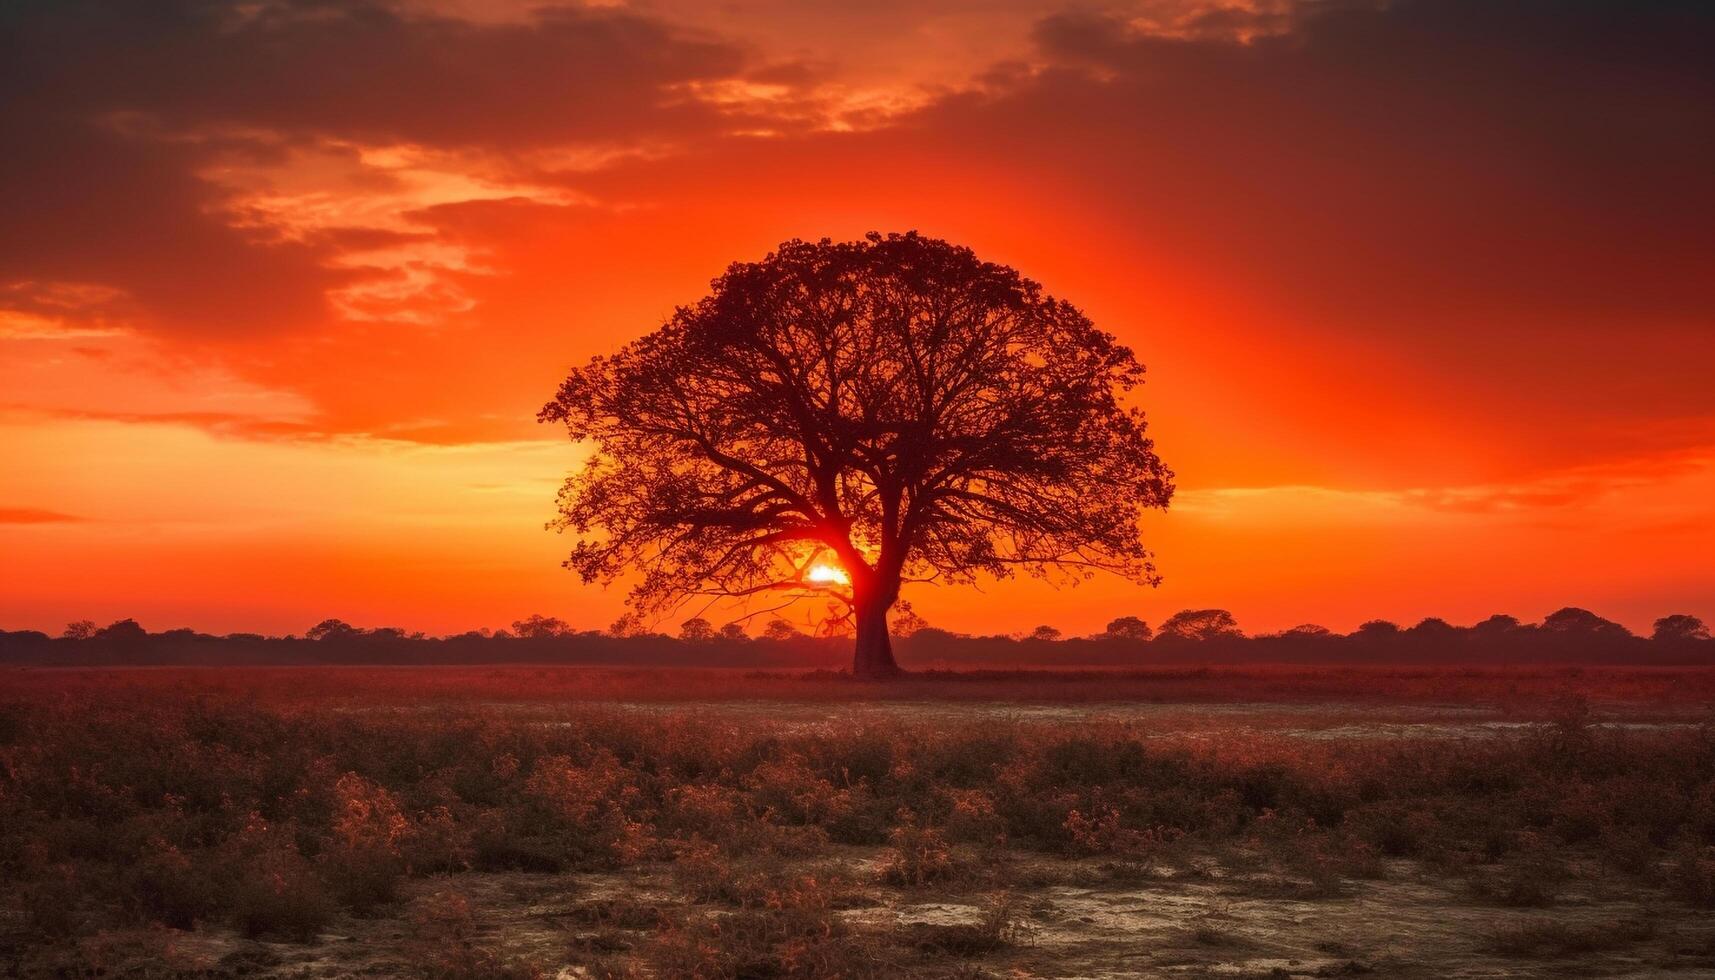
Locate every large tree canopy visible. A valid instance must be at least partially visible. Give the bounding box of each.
[541,232,1173,676]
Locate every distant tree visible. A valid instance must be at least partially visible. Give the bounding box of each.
[1353,619,1401,638]
[541,233,1173,678]
[890,600,930,638]
[679,617,717,642]
[1408,617,1458,639]
[1473,614,1524,635]
[61,620,97,640]
[306,619,360,641]
[1103,616,1153,642]
[717,622,749,641]
[368,627,410,641]
[93,618,147,642]
[1280,624,1332,639]
[1158,609,1241,642]
[761,620,803,641]
[1027,625,1063,642]
[1653,614,1710,642]
[1541,607,1630,639]
[511,614,571,639]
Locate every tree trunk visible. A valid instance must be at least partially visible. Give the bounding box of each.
[851,589,902,679]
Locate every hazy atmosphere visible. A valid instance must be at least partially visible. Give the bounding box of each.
[6,0,1713,637]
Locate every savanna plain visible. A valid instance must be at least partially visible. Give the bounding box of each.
[7,666,1715,979]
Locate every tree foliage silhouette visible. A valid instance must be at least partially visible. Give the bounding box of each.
[1103,615,1153,641]
[1653,614,1709,643]
[541,233,1173,677]
[1158,609,1241,642]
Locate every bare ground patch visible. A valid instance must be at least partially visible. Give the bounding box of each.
[60,849,1715,980]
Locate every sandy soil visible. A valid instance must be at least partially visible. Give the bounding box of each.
[131,847,1715,979]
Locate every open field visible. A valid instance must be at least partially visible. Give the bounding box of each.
[6,667,1715,978]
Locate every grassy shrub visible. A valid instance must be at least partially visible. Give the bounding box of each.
[321,772,411,909]
[125,838,218,929]
[941,788,1006,847]
[650,875,879,979]
[522,750,657,867]
[880,811,957,887]
[672,836,747,904]
[221,814,334,940]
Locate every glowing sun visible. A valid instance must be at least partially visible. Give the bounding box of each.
[804,562,850,586]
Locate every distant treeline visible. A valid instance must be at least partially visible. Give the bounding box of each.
[2,607,1712,667]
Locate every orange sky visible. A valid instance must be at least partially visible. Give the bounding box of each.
[2,0,1712,638]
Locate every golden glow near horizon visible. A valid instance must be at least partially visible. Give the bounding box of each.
[2,0,1712,637]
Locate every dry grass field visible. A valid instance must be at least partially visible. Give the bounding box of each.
[5,666,1715,978]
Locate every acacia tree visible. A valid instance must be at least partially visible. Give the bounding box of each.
[541,232,1173,678]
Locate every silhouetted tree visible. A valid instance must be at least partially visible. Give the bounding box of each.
[1473,614,1525,636]
[1028,625,1063,642]
[1541,607,1630,639]
[306,619,360,641]
[511,614,571,639]
[62,620,97,640]
[1353,619,1401,638]
[93,619,147,642]
[679,617,716,642]
[542,233,1173,677]
[761,620,803,641]
[1281,624,1332,638]
[1158,609,1241,642]
[1653,614,1710,642]
[1103,615,1153,641]
[717,622,749,641]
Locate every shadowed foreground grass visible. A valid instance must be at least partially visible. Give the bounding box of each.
[4,668,1715,977]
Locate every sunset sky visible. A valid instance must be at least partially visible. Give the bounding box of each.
[3,0,1712,638]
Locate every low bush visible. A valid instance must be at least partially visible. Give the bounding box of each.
[880,811,958,887]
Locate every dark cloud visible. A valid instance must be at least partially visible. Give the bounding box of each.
[556,0,1715,479]
[1011,0,1715,325]
[0,113,348,338]
[923,0,1715,444]
[0,0,761,338]
[2,0,1711,473]
[2,0,753,149]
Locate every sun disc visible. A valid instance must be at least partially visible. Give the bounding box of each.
[805,562,849,586]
